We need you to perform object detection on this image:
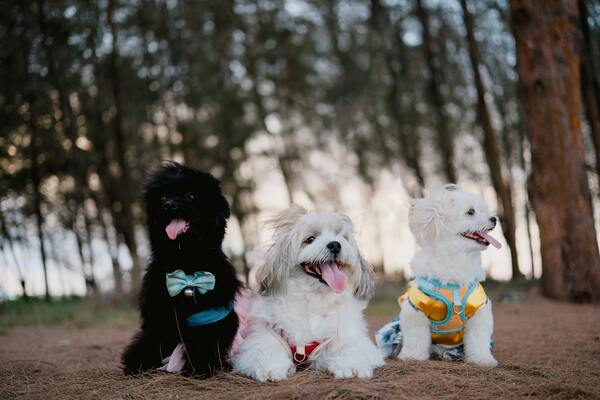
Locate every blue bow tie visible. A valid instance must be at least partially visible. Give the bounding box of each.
[165,270,216,297]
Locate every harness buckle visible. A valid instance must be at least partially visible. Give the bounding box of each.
[453,304,462,315]
[293,345,307,363]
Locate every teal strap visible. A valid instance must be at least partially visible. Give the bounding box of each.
[412,277,480,330]
[419,286,453,326]
[414,277,461,289]
[459,281,479,321]
[186,303,233,326]
[166,270,216,297]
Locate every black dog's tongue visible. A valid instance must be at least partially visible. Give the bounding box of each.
[166,219,189,240]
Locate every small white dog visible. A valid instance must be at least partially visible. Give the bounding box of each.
[390,184,500,367]
[232,206,384,381]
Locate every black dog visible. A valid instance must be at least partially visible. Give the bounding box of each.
[122,162,240,377]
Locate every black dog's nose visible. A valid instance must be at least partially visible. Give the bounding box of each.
[327,241,341,254]
[162,200,178,211]
[489,216,497,225]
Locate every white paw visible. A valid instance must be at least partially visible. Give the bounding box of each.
[371,351,385,368]
[398,349,429,362]
[466,354,498,368]
[331,364,374,379]
[252,365,293,382]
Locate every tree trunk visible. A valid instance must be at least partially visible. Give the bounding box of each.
[578,0,600,181]
[107,0,143,293]
[415,0,457,183]
[524,200,536,278]
[29,127,50,300]
[509,0,600,301]
[0,208,27,298]
[95,197,123,295]
[460,0,523,280]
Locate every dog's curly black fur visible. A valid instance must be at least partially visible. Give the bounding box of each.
[122,162,240,377]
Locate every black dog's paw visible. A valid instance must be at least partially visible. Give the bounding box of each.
[121,332,165,374]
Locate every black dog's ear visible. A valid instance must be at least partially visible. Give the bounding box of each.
[218,194,231,220]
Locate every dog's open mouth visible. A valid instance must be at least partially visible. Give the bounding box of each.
[461,231,502,249]
[302,262,348,293]
[166,219,189,240]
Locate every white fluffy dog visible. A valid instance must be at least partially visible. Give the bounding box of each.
[398,184,500,367]
[232,206,384,381]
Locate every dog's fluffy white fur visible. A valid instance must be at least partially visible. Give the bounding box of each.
[399,184,498,367]
[232,206,384,381]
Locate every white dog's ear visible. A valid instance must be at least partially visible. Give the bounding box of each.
[354,251,375,300]
[255,205,307,296]
[409,191,453,243]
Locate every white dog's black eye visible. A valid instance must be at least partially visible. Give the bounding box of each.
[304,236,316,244]
[466,208,475,216]
[186,192,195,200]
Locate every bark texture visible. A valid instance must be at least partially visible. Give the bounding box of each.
[510,0,600,301]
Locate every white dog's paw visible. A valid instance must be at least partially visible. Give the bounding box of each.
[371,351,385,368]
[330,364,374,379]
[398,348,429,362]
[466,353,498,368]
[251,364,293,382]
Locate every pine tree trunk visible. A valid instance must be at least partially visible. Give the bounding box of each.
[29,126,50,300]
[415,0,457,183]
[96,199,123,295]
[0,208,27,298]
[107,0,142,294]
[460,0,522,280]
[509,0,600,301]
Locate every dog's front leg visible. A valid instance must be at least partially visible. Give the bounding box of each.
[122,331,167,374]
[232,323,294,382]
[180,312,238,377]
[313,335,384,379]
[398,303,431,361]
[464,302,497,367]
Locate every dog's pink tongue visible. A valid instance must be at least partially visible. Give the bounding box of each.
[166,219,188,240]
[478,231,502,249]
[320,263,347,293]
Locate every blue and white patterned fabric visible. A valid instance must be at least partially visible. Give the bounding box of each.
[375,316,492,360]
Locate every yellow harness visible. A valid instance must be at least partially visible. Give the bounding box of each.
[399,278,488,347]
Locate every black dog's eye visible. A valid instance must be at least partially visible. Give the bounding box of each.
[186,192,195,200]
[304,236,316,244]
[466,208,475,216]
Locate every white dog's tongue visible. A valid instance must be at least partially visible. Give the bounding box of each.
[320,263,347,293]
[166,219,189,240]
[478,231,502,249]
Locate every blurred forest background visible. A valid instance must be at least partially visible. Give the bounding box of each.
[1,0,600,304]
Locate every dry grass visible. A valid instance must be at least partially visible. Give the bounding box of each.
[1,289,599,400]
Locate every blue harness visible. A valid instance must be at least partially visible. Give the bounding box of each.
[412,278,481,335]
